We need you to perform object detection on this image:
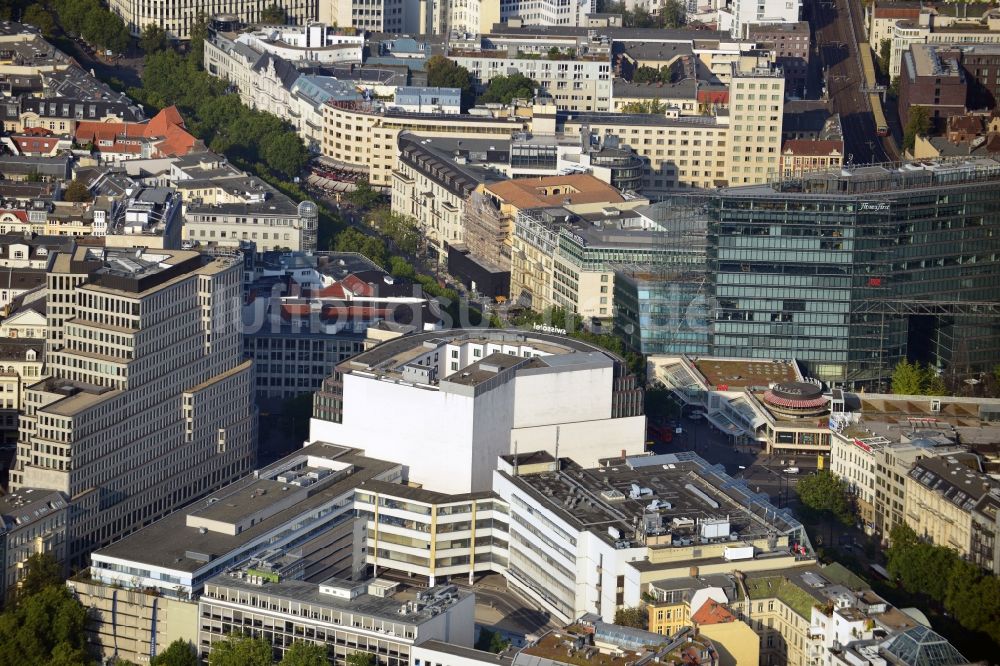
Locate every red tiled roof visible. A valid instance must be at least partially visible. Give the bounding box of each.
[782,139,844,156]
[152,122,197,157]
[874,7,921,18]
[75,106,197,157]
[21,126,53,136]
[75,120,144,144]
[698,90,729,104]
[12,136,60,154]
[692,599,737,626]
[144,105,185,136]
[0,210,30,223]
[316,283,347,299]
[342,274,374,297]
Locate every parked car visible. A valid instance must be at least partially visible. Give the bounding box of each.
[782,467,800,474]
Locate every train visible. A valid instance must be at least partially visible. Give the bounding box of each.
[859,42,890,137]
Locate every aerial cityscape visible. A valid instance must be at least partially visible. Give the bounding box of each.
[0,0,997,665]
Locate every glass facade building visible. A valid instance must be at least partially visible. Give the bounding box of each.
[619,159,1000,386]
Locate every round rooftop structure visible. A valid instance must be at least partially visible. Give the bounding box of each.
[762,381,828,417]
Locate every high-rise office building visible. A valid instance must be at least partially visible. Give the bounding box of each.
[709,158,1000,385]
[9,247,256,565]
[620,158,1000,386]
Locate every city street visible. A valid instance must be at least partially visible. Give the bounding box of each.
[810,0,898,163]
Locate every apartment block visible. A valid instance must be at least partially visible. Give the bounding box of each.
[310,328,645,494]
[322,101,527,187]
[899,44,967,132]
[9,247,257,565]
[905,454,1000,569]
[725,64,785,186]
[747,22,809,97]
[447,34,613,112]
[243,250,438,400]
[889,11,1000,77]
[392,133,504,266]
[171,152,319,252]
[0,489,66,603]
[512,202,677,320]
[110,0,318,39]
[721,0,802,38]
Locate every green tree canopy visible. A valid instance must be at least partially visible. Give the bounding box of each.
[661,0,687,28]
[795,469,854,525]
[150,639,199,666]
[878,39,891,77]
[0,585,91,666]
[22,4,54,36]
[613,606,648,629]
[333,227,387,267]
[345,652,375,666]
[345,179,383,209]
[140,24,170,54]
[631,66,661,84]
[478,73,536,104]
[260,4,286,23]
[281,641,327,665]
[260,131,309,180]
[619,100,666,114]
[14,553,63,602]
[207,634,272,666]
[891,358,924,394]
[903,105,931,150]
[891,359,949,395]
[426,55,475,110]
[367,208,420,255]
[63,179,92,203]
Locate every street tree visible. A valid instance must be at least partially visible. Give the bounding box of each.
[22,4,54,36]
[281,641,327,665]
[140,24,170,54]
[150,640,198,666]
[878,39,891,77]
[206,634,272,666]
[14,553,63,602]
[0,585,91,666]
[260,131,309,180]
[345,179,383,209]
[795,470,853,525]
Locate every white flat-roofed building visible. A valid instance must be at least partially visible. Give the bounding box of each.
[199,575,474,664]
[493,451,813,625]
[109,0,318,40]
[310,328,646,494]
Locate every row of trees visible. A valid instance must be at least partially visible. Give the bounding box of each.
[129,47,310,180]
[886,524,1000,642]
[890,358,947,395]
[619,100,667,114]
[54,0,130,54]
